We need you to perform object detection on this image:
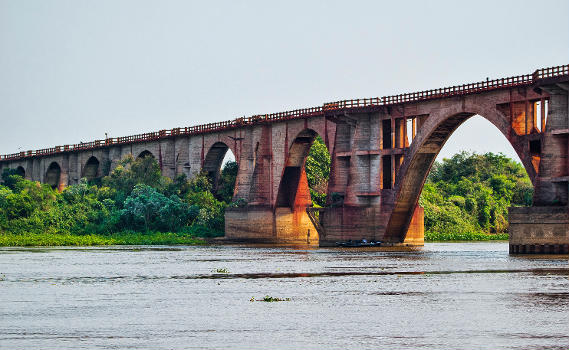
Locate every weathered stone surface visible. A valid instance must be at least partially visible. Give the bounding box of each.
[509,207,569,246]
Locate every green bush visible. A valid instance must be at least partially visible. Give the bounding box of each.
[120,184,191,232]
[306,136,330,207]
[0,156,231,246]
[420,151,533,238]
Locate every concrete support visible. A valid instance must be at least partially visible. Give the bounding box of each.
[509,207,569,254]
[225,206,318,245]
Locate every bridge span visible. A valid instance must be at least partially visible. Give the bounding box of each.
[1,64,569,253]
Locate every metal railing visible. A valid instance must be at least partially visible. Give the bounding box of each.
[2,64,568,162]
[532,64,569,80]
[381,74,532,104]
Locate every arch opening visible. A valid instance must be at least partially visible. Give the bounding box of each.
[82,156,100,181]
[203,142,237,202]
[272,129,331,245]
[137,150,154,160]
[387,113,535,242]
[45,162,61,189]
[275,129,330,209]
[15,166,25,178]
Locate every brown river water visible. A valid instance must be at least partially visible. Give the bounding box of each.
[0,242,568,350]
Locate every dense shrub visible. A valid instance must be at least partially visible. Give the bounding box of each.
[420,151,533,236]
[0,156,233,240]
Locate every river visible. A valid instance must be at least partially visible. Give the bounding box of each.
[0,242,568,350]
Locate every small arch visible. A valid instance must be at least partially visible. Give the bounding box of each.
[45,162,61,189]
[137,150,154,159]
[82,156,100,180]
[15,166,25,178]
[203,142,232,192]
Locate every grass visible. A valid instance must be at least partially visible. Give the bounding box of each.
[0,229,510,247]
[0,231,206,247]
[425,231,509,241]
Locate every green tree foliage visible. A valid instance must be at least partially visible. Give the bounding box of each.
[0,156,228,239]
[216,161,238,203]
[120,184,191,232]
[102,155,164,204]
[186,172,227,231]
[305,136,330,207]
[420,151,533,235]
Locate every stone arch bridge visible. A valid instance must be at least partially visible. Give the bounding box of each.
[2,64,569,254]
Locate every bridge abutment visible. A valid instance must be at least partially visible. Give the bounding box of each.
[509,82,569,253]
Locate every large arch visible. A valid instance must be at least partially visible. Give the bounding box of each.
[45,162,61,189]
[385,105,538,243]
[82,156,100,181]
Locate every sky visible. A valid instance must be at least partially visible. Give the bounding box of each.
[1,0,568,162]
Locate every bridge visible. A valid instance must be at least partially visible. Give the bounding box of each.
[1,64,569,254]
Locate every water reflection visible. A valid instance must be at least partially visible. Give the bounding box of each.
[514,292,569,308]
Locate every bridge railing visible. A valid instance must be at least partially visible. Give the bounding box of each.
[533,64,569,80]
[250,106,324,123]
[2,64,568,162]
[381,74,533,105]
[323,97,383,110]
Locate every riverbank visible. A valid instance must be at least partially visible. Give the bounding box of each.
[0,231,509,247]
[0,231,206,247]
[425,231,508,241]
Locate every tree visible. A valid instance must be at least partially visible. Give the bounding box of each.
[102,155,163,206]
[305,136,330,207]
[421,152,533,235]
[120,184,190,232]
[217,161,238,203]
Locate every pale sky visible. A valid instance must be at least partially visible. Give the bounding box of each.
[1,0,568,162]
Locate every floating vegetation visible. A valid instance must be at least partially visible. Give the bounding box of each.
[250,295,291,302]
[214,268,229,274]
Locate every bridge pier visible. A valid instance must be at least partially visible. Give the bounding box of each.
[224,203,424,247]
[316,205,424,246]
[225,206,319,245]
[509,207,569,254]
